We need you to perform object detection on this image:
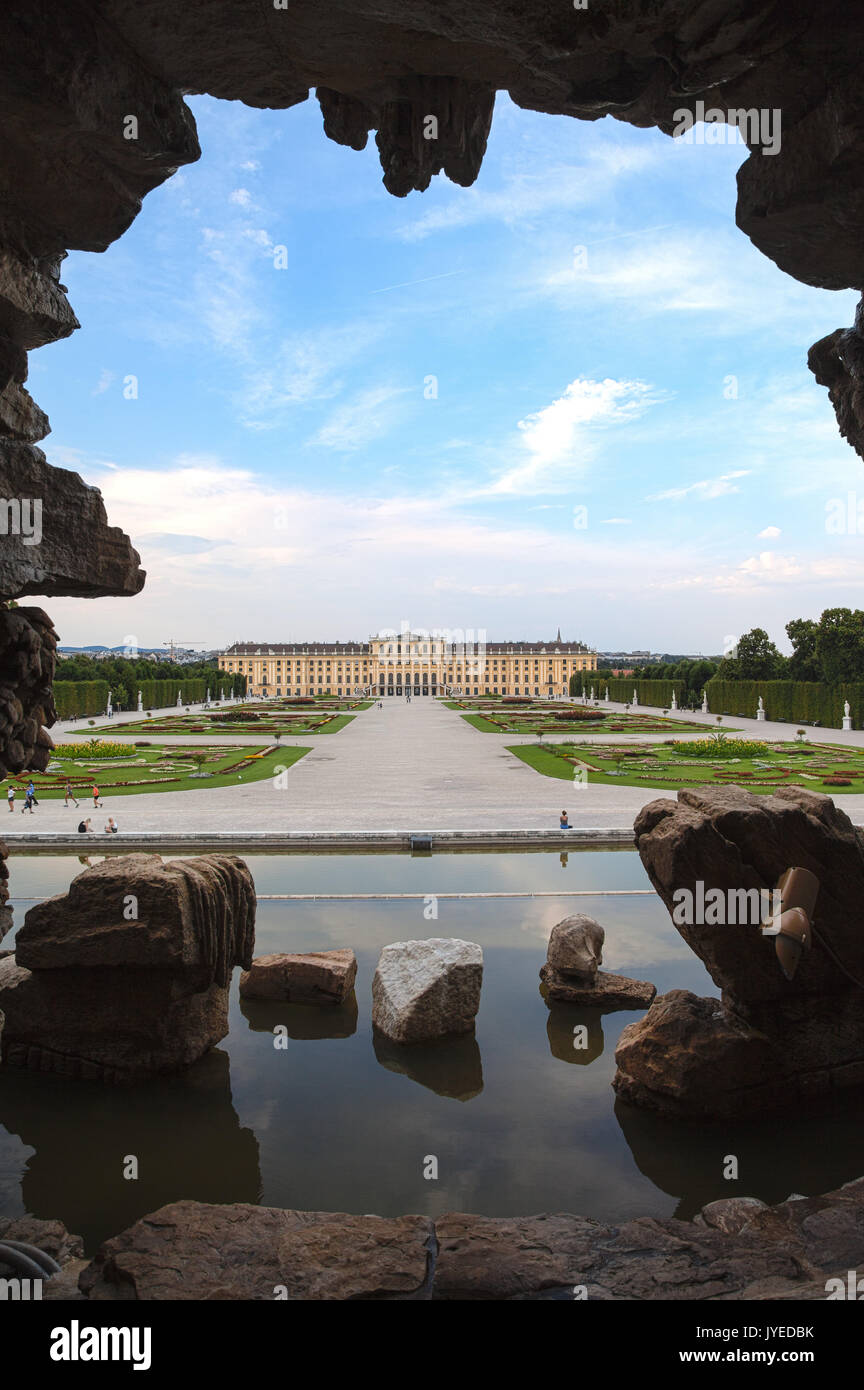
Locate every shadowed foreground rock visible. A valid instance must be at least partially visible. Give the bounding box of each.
[0,853,255,1081]
[616,786,864,1117]
[74,1177,864,1300]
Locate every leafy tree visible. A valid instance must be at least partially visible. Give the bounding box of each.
[814,608,864,683]
[785,618,821,681]
[718,628,785,680]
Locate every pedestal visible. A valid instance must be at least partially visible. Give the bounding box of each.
[843,716,852,730]
[756,709,765,721]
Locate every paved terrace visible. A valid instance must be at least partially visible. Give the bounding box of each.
[7,697,864,837]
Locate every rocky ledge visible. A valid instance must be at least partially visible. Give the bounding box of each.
[0,852,255,1081]
[616,786,864,1117]
[54,1175,864,1300]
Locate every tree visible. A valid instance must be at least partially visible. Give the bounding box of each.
[814,608,864,683]
[718,628,785,680]
[785,618,821,681]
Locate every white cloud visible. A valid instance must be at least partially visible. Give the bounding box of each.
[648,470,750,502]
[478,377,664,499]
[229,188,253,207]
[92,369,115,397]
[310,385,407,452]
[758,525,781,538]
[396,142,660,242]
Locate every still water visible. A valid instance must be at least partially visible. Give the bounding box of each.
[1,850,862,1253]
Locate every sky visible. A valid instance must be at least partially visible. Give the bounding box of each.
[31,91,864,655]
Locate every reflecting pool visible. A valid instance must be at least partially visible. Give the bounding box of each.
[1,850,862,1253]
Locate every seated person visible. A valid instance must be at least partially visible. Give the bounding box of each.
[77,818,92,833]
[559,811,570,829]
[104,817,119,833]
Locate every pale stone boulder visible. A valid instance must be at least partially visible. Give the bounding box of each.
[546,915,604,981]
[372,938,483,1044]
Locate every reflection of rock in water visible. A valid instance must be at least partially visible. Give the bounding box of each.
[0,1049,260,1253]
[544,1003,604,1065]
[373,1029,483,1101]
[239,994,358,1040]
[614,1092,864,1222]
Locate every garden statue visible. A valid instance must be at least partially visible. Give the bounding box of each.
[843,700,852,731]
[757,695,766,722]
[137,690,143,712]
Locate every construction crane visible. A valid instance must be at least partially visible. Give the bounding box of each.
[163,638,203,663]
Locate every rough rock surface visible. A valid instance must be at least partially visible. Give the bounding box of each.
[80,1201,433,1301]
[540,964,656,1011]
[69,1176,864,1300]
[372,937,483,1044]
[0,443,144,601]
[616,786,864,1115]
[545,914,604,980]
[0,606,57,774]
[239,948,356,1005]
[0,853,255,1081]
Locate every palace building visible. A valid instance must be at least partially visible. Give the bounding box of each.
[218,630,597,698]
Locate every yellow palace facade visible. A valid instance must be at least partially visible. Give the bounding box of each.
[218,631,597,698]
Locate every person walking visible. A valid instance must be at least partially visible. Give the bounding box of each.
[92,783,102,808]
[64,780,79,808]
[26,778,37,807]
[6,784,14,813]
[21,788,35,814]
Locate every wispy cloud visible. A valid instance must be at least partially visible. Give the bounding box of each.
[476,377,665,499]
[648,470,750,502]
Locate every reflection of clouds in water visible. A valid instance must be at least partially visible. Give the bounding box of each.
[514,896,693,969]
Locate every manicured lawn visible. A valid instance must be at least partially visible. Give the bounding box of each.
[453,702,728,735]
[507,739,864,794]
[6,743,311,799]
[88,701,368,736]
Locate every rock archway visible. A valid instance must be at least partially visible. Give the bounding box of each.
[2,0,864,769]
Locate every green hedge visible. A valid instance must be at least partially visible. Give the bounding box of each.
[53,681,110,718]
[53,674,245,717]
[705,679,864,727]
[572,676,684,706]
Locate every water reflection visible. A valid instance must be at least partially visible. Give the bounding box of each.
[0,1049,260,1251]
[615,1092,864,1221]
[1,854,861,1249]
[373,1029,484,1101]
[240,995,358,1040]
[545,1004,604,1065]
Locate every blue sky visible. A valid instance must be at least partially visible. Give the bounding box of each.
[33,92,863,653]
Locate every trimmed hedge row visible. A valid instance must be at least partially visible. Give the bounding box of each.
[572,676,684,706]
[53,681,110,718]
[705,679,864,728]
[54,675,246,718]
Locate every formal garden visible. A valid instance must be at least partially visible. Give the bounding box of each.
[87,697,372,737]
[509,730,864,792]
[442,697,719,736]
[4,739,308,798]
